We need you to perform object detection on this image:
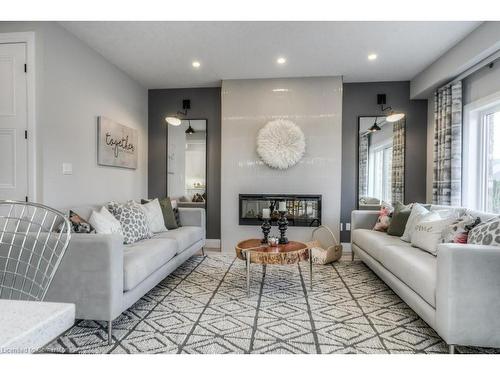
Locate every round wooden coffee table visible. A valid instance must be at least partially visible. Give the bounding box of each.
[235,239,312,296]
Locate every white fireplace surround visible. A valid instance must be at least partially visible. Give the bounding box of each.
[220,77,343,252]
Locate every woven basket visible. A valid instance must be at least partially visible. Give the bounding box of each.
[306,225,343,264]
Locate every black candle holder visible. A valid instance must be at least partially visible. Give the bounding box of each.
[261,219,271,244]
[278,211,289,244]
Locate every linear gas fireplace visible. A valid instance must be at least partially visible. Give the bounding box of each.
[239,194,322,227]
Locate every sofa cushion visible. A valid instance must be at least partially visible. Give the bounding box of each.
[353,229,437,307]
[123,238,178,291]
[65,210,96,234]
[154,226,203,254]
[411,214,455,255]
[88,206,123,236]
[352,229,408,261]
[108,201,152,244]
[401,203,429,242]
[468,216,500,246]
[141,198,167,233]
[158,197,178,230]
[379,245,437,307]
[387,202,412,236]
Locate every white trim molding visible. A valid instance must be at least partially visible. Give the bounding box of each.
[204,239,221,249]
[341,242,352,253]
[0,32,37,203]
[463,89,500,211]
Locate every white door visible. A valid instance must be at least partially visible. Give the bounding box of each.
[0,43,28,201]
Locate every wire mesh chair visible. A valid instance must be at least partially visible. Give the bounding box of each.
[0,200,71,301]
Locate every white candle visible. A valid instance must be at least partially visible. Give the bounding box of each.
[262,208,270,219]
[278,201,286,212]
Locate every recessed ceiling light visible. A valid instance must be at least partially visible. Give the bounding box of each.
[277,57,286,65]
[368,54,377,61]
[192,61,201,68]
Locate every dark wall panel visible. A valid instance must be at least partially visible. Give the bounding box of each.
[148,87,221,239]
[341,81,428,242]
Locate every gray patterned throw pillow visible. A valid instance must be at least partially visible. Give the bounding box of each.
[467,216,500,246]
[107,201,152,244]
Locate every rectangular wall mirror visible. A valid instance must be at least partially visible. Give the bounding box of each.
[358,116,405,209]
[167,119,207,208]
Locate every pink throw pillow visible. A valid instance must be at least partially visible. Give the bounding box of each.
[373,207,392,232]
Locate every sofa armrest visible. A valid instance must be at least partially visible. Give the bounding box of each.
[45,233,124,322]
[436,243,500,347]
[351,210,379,232]
[179,207,206,229]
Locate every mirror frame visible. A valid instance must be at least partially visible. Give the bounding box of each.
[356,115,406,209]
[166,118,208,227]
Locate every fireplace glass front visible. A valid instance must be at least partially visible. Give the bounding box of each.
[239,194,321,227]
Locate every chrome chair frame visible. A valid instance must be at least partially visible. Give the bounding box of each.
[0,200,71,301]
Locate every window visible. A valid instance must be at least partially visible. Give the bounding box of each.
[481,109,500,212]
[368,142,393,204]
[463,93,500,213]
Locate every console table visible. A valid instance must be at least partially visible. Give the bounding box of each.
[0,299,75,353]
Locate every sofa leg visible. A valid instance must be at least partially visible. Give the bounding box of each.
[201,247,205,256]
[449,344,455,354]
[108,320,113,345]
[351,250,354,261]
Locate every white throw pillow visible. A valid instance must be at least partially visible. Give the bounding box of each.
[411,212,455,255]
[432,208,461,220]
[141,198,167,233]
[401,203,429,242]
[89,206,123,235]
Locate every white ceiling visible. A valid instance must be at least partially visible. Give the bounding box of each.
[59,21,481,89]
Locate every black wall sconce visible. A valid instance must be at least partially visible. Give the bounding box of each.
[377,94,405,122]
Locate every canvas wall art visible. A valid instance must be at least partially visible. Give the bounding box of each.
[97,116,138,169]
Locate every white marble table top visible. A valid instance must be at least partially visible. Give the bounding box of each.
[0,299,75,354]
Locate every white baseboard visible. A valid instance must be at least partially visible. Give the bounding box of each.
[205,239,221,249]
[341,242,352,253]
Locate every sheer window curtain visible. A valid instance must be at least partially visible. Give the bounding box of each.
[433,81,462,206]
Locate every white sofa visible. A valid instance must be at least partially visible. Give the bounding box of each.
[351,205,500,353]
[45,205,206,344]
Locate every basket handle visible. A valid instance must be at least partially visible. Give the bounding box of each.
[311,225,339,247]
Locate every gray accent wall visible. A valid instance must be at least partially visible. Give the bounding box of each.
[148,88,221,240]
[341,81,428,242]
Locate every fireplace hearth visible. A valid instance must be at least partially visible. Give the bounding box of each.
[239,194,321,227]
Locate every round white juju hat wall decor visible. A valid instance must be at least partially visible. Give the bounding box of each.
[257,119,305,170]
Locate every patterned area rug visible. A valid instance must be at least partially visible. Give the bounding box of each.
[42,254,498,354]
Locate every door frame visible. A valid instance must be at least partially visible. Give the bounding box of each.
[0,32,37,202]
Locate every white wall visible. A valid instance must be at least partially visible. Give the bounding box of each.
[411,22,500,99]
[463,61,500,105]
[0,22,148,208]
[221,77,343,252]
